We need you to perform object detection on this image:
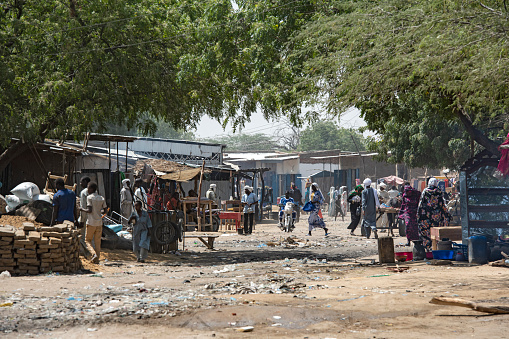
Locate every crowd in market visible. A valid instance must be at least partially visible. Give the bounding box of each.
[48,170,454,266]
[343,177,452,252]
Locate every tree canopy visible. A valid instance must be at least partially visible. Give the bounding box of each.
[0,0,324,169]
[299,120,365,152]
[3,0,508,171]
[288,0,509,161]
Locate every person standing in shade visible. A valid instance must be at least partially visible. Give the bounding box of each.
[307,183,329,236]
[78,176,90,228]
[206,184,219,207]
[347,185,364,236]
[129,201,152,263]
[120,179,133,226]
[134,178,148,210]
[80,182,107,264]
[362,178,380,239]
[52,178,77,224]
[241,186,257,235]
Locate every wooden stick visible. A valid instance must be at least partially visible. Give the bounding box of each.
[197,160,205,232]
[430,297,509,314]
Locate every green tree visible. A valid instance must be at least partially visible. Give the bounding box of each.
[0,0,327,170]
[299,120,365,152]
[104,115,194,140]
[366,96,471,169]
[205,133,279,151]
[285,0,509,163]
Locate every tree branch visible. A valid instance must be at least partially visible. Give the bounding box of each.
[456,106,500,156]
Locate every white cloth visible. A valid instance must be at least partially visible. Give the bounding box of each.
[79,188,88,224]
[206,189,218,205]
[86,192,107,227]
[428,177,438,188]
[134,187,147,210]
[122,179,130,189]
[363,178,372,187]
[120,187,133,226]
[378,189,390,204]
[388,189,399,199]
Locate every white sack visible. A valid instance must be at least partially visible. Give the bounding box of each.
[11,182,40,201]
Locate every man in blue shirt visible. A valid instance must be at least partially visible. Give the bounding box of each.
[279,191,296,230]
[52,178,77,224]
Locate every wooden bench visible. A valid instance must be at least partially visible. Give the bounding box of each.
[183,232,220,249]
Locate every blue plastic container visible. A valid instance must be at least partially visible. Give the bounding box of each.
[468,235,488,264]
[432,250,454,260]
[106,224,123,233]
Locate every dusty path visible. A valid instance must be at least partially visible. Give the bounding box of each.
[1,215,508,338]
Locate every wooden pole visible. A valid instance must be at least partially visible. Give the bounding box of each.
[197,160,205,231]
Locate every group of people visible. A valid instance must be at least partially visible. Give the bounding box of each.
[52,176,108,264]
[345,177,450,251]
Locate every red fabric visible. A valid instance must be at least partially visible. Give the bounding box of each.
[318,209,323,218]
[498,133,509,176]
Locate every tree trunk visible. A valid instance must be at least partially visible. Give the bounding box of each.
[0,141,30,174]
[456,107,500,156]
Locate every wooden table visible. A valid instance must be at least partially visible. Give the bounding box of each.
[430,226,462,250]
[220,200,243,231]
[181,198,213,232]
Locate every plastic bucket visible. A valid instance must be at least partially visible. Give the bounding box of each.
[468,236,488,264]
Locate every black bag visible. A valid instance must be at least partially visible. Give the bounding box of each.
[356,206,362,216]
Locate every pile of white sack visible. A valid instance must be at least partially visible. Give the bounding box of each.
[2,182,52,213]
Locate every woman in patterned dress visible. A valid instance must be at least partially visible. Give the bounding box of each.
[417,178,451,251]
[307,183,329,236]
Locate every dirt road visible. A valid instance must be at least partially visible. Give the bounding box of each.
[1,215,508,338]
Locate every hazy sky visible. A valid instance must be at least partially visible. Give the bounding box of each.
[194,107,368,139]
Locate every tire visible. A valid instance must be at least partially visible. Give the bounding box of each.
[153,220,179,245]
[285,215,291,232]
[205,215,220,232]
[398,219,406,237]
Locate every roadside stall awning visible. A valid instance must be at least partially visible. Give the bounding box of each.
[381,175,405,185]
[159,168,206,182]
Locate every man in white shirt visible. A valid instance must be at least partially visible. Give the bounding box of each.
[78,176,90,227]
[80,182,107,264]
[134,178,148,210]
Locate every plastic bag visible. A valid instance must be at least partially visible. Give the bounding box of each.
[11,182,40,201]
[33,194,52,204]
[5,195,20,209]
[302,201,315,212]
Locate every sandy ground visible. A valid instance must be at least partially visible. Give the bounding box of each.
[1,213,508,338]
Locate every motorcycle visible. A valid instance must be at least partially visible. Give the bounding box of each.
[280,201,295,232]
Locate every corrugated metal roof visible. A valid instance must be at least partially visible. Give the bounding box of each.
[225,152,299,161]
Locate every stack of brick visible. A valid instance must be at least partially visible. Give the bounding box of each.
[0,222,81,275]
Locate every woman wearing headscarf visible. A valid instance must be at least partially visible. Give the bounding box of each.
[307,183,329,236]
[361,178,380,239]
[120,179,133,226]
[398,182,420,246]
[347,185,364,236]
[417,177,451,251]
